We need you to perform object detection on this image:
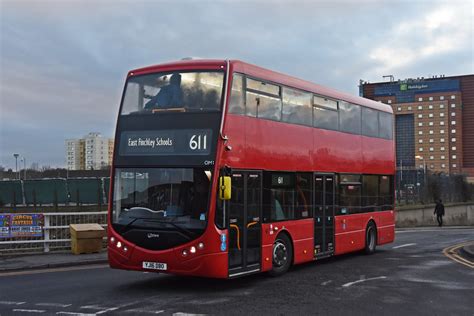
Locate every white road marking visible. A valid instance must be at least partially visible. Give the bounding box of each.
[321,280,333,286]
[124,310,165,314]
[0,301,26,305]
[80,305,109,310]
[342,276,387,288]
[56,312,96,316]
[396,228,474,233]
[13,309,45,313]
[96,307,120,314]
[81,301,143,314]
[36,303,72,308]
[173,313,207,316]
[392,243,417,249]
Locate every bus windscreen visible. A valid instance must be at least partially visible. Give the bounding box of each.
[121,71,225,115]
[112,167,212,235]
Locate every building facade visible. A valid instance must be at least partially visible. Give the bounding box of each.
[361,75,474,180]
[65,139,85,170]
[65,133,113,170]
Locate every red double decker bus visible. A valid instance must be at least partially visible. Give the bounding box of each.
[108,59,395,278]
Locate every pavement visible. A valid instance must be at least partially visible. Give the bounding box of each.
[0,251,107,272]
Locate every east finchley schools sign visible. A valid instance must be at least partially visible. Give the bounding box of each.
[119,129,212,156]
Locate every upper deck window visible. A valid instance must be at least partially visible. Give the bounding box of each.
[314,95,338,111]
[313,95,338,131]
[121,71,225,115]
[378,112,393,139]
[339,102,361,134]
[228,74,245,115]
[247,78,280,95]
[245,78,282,121]
[362,107,379,137]
[282,88,312,126]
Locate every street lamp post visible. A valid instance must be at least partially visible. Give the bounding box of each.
[415,155,426,202]
[21,157,26,180]
[13,153,19,180]
[398,159,404,202]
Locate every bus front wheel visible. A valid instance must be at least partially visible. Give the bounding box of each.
[364,222,377,255]
[269,233,293,277]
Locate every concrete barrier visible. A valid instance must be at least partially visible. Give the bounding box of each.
[396,203,474,227]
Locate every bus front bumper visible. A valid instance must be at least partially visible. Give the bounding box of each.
[108,245,229,278]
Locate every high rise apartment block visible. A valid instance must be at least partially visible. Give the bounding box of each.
[65,132,114,170]
[361,75,474,181]
[65,139,85,170]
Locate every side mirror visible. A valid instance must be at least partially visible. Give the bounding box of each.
[219,176,231,200]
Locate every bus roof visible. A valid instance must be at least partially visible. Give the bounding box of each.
[129,59,393,114]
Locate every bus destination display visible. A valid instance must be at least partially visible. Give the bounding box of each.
[119,129,212,156]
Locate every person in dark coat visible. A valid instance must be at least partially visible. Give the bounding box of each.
[145,73,183,109]
[434,199,445,227]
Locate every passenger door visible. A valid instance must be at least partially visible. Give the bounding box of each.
[228,171,262,277]
[314,174,335,257]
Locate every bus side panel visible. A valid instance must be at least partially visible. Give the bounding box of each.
[261,219,314,272]
[313,129,363,174]
[223,115,394,176]
[334,214,366,255]
[221,114,247,167]
[223,115,314,170]
[374,210,395,245]
[361,136,395,175]
[334,212,395,255]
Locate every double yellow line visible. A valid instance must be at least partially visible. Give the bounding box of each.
[443,242,474,269]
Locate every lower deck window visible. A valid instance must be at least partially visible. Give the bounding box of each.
[263,172,312,222]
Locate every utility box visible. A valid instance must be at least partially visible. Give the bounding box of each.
[70,223,105,255]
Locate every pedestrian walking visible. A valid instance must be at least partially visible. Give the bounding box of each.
[434,199,445,227]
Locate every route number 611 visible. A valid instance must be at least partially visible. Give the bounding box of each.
[189,134,207,150]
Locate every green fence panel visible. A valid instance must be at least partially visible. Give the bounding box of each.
[0,180,22,205]
[103,177,111,203]
[24,179,68,205]
[67,178,103,204]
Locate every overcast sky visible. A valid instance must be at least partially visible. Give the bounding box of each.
[0,0,473,169]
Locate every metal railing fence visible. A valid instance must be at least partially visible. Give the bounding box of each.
[0,211,107,255]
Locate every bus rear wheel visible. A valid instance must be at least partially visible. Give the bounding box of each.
[269,233,293,277]
[364,222,377,255]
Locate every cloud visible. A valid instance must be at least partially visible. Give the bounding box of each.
[0,0,473,168]
[368,2,473,76]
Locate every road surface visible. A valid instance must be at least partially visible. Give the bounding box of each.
[1,227,473,315]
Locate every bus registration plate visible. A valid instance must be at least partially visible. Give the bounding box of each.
[142,261,167,271]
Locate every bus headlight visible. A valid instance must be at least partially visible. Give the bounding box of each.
[182,249,188,257]
[116,241,122,249]
[198,242,204,250]
[190,246,196,254]
[110,237,115,244]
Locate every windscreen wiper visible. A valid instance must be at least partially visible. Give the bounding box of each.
[120,217,140,234]
[118,207,160,233]
[142,218,196,240]
[151,107,186,113]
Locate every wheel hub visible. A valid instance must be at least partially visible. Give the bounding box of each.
[273,241,287,267]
